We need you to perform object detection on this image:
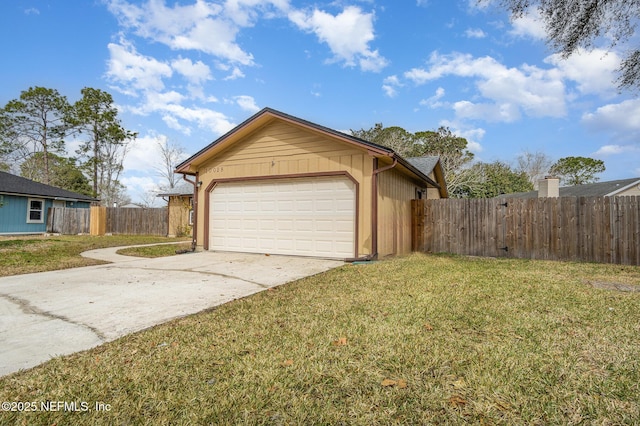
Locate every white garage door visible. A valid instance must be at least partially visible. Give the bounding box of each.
[209,177,355,258]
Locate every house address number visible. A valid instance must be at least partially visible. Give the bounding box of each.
[205,166,224,173]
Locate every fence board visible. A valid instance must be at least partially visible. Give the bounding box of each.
[46,207,91,234]
[104,207,168,236]
[46,206,168,236]
[415,196,640,266]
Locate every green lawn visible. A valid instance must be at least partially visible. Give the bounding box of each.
[1,253,639,424]
[0,235,190,276]
[116,241,193,258]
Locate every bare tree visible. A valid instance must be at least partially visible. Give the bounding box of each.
[515,150,553,189]
[154,137,187,190]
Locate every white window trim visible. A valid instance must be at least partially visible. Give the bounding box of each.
[27,198,45,224]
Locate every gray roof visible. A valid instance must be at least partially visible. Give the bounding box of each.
[502,177,640,198]
[157,182,193,197]
[0,171,98,202]
[406,156,440,176]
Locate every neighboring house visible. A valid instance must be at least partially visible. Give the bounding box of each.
[503,177,640,198]
[175,107,447,260]
[0,171,98,235]
[157,183,194,237]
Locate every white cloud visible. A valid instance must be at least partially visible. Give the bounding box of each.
[289,6,388,72]
[419,87,445,108]
[123,134,164,171]
[545,49,620,96]
[171,57,212,85]
[509,9,546,40]
[582,99,640,135]
[465,28,486,39]
[234,95,260,112]
[161,104,236,135]
[405,52,566,122]
[593,144,640,156]
[440,120,485,153]
[223,67,246,80]
[106,0,255,65]
[382,75,401,97]
[454,100,522,122]
[224,0,291,26]
[106,39,173,93]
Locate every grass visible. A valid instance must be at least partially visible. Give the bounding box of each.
[0,235,190,276]
[116,241,193,258]
[1,253,639,424]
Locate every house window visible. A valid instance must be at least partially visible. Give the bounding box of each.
[27,198,44,223]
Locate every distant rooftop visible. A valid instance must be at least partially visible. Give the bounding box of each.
[157,182,193,197]
[0,171,98,202]
[502,177,640,198]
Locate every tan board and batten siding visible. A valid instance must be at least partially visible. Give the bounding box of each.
[178,108,446,260]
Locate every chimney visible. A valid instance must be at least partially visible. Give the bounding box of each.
[538,176,559,198]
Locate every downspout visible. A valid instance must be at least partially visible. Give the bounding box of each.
[369,156,398,260]
[182,173,198,252]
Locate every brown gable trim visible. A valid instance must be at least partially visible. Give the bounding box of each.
[176,108,393,173]
[177,108,447,196]
[203,171,360,259]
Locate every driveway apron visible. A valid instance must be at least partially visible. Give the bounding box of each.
[0,248,342,376]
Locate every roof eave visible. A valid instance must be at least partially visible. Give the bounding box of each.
[175,107,394,174]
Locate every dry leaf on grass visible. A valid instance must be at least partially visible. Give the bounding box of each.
[449,395,467,406]
[423,323,434,331]
[332,337,348,346]
[381,379,408,388]
[281,359,294,367]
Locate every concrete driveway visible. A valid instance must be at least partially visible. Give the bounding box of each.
[0,246,343,376]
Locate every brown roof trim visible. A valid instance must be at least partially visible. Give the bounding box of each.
[176,108,394,173]
[176,107,446,192]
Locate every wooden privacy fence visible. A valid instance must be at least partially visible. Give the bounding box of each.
[47,207,91,234]
[412,196,640,265]
[102,207,168,236]
[47,206,168,236]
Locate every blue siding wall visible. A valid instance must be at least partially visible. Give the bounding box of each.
[0,195,91,234]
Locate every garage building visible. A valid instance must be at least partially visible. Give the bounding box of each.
[176,108,447,260]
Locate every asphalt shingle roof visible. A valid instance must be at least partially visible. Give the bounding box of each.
[0,171,98,202]
[156,182,194,197]
[406,156,440,176]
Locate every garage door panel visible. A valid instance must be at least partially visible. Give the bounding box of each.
[209,177,355,258]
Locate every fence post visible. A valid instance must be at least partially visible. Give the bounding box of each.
[90,206,106,236]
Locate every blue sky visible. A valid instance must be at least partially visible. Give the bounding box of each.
[2,0,639,203]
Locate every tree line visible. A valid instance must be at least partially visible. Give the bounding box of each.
[0,86,136,206]
[350,124,605,198]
